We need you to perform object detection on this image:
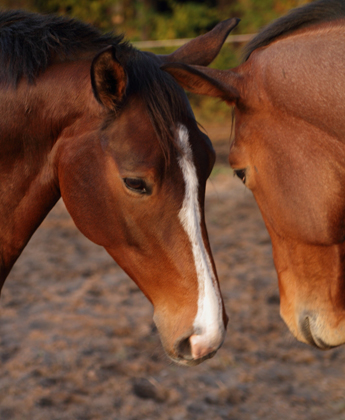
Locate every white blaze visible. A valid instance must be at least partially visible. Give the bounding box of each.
[176,125,224,358]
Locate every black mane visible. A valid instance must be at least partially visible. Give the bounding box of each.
[0,10,187,161]
[243,0,345,61]
[0,10,118,85]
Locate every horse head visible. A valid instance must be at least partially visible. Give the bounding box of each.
[52,18,239,364]
[162,6,345,349]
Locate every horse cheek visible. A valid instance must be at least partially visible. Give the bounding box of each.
[58,144,123,248]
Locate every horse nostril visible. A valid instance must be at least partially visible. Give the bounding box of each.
[176,336,193,360]
[300,316,317,347]
[299,315,335,350]
[175,330,224,362]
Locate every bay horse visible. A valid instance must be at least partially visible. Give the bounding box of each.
[162,0,345,350]
[0,10,238,365]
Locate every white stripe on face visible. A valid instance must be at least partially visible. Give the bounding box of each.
[176,124,224,359]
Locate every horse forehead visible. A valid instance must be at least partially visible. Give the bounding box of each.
[245,25,345,140]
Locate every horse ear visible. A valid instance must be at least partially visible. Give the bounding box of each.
[160,18,240,66]
[161,63,241,104]
[91,46,128,110]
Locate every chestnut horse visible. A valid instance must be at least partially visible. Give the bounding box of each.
[0,10,238,365]
[163,0,345,350]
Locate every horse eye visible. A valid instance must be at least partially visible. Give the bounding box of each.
[123,177,147,194]
[234,169,246,184]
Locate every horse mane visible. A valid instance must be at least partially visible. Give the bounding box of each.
[243,0,345,61]
[0,10,117,85]
[0,10,187,162]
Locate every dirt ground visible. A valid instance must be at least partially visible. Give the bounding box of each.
[1,132,345,420]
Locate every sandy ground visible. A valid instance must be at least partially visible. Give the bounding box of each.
[1,137,345,420]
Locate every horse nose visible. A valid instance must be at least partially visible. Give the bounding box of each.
[299,314,334,350]
[175,329,224,362]
[189,333,222,359]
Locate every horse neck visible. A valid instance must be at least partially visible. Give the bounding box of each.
[0,60,96,285]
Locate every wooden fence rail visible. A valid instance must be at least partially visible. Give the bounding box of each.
[132,33,255,49]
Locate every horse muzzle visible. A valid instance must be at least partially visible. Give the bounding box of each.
[298,315,337,350]
[172,326,226,366]
[154,311,226,366]
[291,311,345,350]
